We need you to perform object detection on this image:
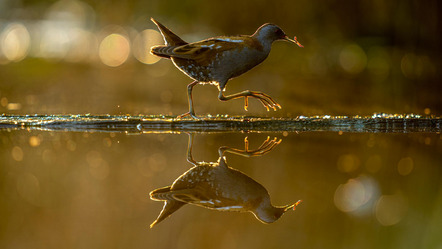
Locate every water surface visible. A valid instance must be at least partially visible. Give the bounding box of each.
[1,126,440,249]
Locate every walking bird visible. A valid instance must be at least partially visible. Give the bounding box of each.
[150,18,303,118]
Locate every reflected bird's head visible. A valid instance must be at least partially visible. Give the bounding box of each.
[254,200,303,224]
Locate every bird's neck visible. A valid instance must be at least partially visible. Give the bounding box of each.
[251,32,273,52]
[255,204,284,224]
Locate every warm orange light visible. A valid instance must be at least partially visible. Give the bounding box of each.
[65,29,98,63]
[0,23,31,62]
[133,29,163,65]
[99,33,130,67]
[334,176,378,214]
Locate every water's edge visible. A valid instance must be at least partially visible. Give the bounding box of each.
[0,114,440,133]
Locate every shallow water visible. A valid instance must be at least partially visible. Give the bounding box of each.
[1,121,441,249]
[1,114,440,133]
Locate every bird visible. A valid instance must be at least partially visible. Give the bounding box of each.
[150,18,303,119]
[149,135,302,228]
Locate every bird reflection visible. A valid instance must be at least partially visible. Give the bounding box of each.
[149,135,302,228]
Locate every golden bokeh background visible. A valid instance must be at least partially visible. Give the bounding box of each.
[0,1,441,249]
[0,0,440,116]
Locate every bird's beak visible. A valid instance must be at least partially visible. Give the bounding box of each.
[284,200,303,212]
[283,36,304,48]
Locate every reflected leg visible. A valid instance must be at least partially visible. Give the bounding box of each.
[219,136,282,158]
[186,133,198,166]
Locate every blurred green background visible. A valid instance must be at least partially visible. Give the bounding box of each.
[0,0,440,117]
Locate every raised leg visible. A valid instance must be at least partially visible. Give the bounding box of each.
[177,80,199,119]
[218,89,282,111]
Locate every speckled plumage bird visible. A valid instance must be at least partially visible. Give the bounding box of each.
[150,18,303,119]
[149,136,302,228]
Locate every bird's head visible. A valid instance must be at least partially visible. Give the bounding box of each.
[254,24,303,48]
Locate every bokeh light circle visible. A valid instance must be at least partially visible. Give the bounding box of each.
[99,33,130,67]
[0,23,31,62]
[132,29,163,65]
[339,44,367,74]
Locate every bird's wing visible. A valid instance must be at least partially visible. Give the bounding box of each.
[167,189,206,203]
[153,37,245,64]
[159,187,219,207]
[151,44,209,60]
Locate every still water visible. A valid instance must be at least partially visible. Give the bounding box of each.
[1,129,440,249]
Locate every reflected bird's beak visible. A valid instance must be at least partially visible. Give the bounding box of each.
[284,200,303,212]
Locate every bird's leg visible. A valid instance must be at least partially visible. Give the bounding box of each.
[177,80,199,119]
[187,133,219,167]
[244,136,249,151]
[218,89,282,111]
[185,133,199,166]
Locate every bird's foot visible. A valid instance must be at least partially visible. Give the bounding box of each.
[244,91,282,111]
[250,136,282,156]
[218,136,281,158]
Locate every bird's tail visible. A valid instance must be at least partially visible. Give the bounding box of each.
[150,186,175,201]
[150,45,177,59]
[149,186,187,228]
[151,18,187,46]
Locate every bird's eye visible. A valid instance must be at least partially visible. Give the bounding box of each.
[275,29,284,37]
